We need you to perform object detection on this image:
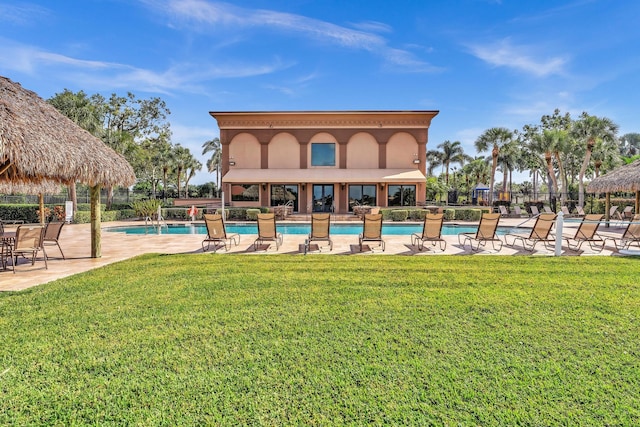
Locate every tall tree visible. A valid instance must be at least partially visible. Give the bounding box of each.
[437,140,466,185]
[474,127,513,204]
[426,150,442,177]
[571,112,619,207]
[184,158,203,198]
[202,137,222,194]
[48,89,103,212]
[619,133,640,158]
[172,144,192,199]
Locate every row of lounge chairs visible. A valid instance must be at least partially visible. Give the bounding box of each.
[201,212,640,254]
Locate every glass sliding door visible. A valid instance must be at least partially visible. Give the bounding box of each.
[312,184,334,212]
[348,184,377,211]
[270,184,299,211]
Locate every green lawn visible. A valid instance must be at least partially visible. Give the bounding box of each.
[1,255,639,425]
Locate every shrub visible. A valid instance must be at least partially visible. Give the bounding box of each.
[454,208,484,221]
[73,210,120,224]
[246,209,261,220]
[444,209,455,221]
[0,204,40,223]
[390,210,408,221]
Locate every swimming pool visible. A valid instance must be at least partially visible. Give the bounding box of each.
[105,223,523,236]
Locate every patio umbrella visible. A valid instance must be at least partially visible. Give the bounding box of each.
[0,75,135,257]
[587,159,640,219]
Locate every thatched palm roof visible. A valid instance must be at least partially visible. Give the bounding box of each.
[587,159,640,193]
[0,180,61,195]
[0,75,135,187]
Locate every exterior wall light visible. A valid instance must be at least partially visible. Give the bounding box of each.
[229,161,236,166]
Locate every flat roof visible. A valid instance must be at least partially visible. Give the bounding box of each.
[223,168,426,184]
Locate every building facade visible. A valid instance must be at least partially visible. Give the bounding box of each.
[209,111,439,214]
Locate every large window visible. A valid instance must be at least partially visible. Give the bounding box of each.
[348,185,377,211]
[270,184,299,211]
[230,184,259,202]
[311,143,335,166]
[388,185,416,206]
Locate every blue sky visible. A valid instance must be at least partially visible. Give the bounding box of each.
[1,0,639,185]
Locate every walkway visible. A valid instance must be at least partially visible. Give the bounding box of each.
[0,217,632,292]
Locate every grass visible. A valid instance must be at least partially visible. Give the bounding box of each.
[0,255,639,425]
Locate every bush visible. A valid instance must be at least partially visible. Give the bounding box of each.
[407,209,427,221]
[0,204,40,223]
[444,209,455,221]
[390,210,408,221]
[73,210,120,224]
[246,209,261,221]
[453,208,485,221]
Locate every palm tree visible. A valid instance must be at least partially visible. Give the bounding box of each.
[426,149,443,177]
[619,133,640,158]
[474,127,514,204]
[571,113,619,207]
[437,140,466,185]
[202,137,222,195]
[172,144,193,199]
[592,138,621,177]
[184,158,203,198]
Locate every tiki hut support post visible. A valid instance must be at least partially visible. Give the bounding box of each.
[39,193,45,224]
[636,191,639,214]
[605,192,611,228]
[90,185,102,258]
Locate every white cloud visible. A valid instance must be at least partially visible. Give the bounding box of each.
[144,0,439,72]
[0,2,50,25]
[467,38,568,77]
[0,38,287,94]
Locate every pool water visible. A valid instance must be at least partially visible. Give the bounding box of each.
[105,223,522,236]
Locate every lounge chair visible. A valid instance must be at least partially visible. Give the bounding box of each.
[575,206,586,217]
[359,213,385,251]
[498,205,510,217]
[609,205,622,221]
[564,214,605,252]
[621,206,634,220]
[543,206,554,214]
[202,214,240,252]
[530,206,540,216]
[561,206,572,217]
[504,213,556,251]
[457,212,503,251]
[513,206,527,218]
[5,224,47,273]
[608,214,640,250]
[411,213,446,251]
[305,213,333,253]
[43,221,65,259]
[254,213,283,251]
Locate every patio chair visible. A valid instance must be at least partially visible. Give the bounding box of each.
[608,214,640,250]
[458,212,503,251]
[621,206,634,220]
[513,206,527,217]
[43,221,65,259]
[498,205,510,217]
[564,214,605,252]
[530,206,540,216]
[543,206,554,214]
[561,206,572,217]
[609,206,622,221]
[575,206,586,217]
[411,213,446,251]
[254,213,283,251]
[504,213,556,251]
[5,224,47,273]
[305,213,333,253]
[359,213,385,251]
[202,214,240,252]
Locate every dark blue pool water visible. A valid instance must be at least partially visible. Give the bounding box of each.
[105,223,522,236]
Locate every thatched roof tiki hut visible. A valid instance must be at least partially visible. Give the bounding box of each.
[0,76,135,257]
[587,159,640,223]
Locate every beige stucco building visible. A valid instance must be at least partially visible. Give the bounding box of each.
[209,111,439,214]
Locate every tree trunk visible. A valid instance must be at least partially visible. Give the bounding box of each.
[69,182,77,214]
[90,184,101,258]
[578,139,595,208]
[554,152,567,206]
[106,185,114,210]
[489,148,498,205]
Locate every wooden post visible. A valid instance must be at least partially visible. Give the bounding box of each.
[38,193,45,224]
[605,192,611,228]
[636,190,639,215]
[90,184,101,258]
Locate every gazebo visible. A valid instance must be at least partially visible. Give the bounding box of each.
[0,76,135,257]
[587,159,640,222]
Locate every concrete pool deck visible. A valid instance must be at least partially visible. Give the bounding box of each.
[0,217,635,291]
